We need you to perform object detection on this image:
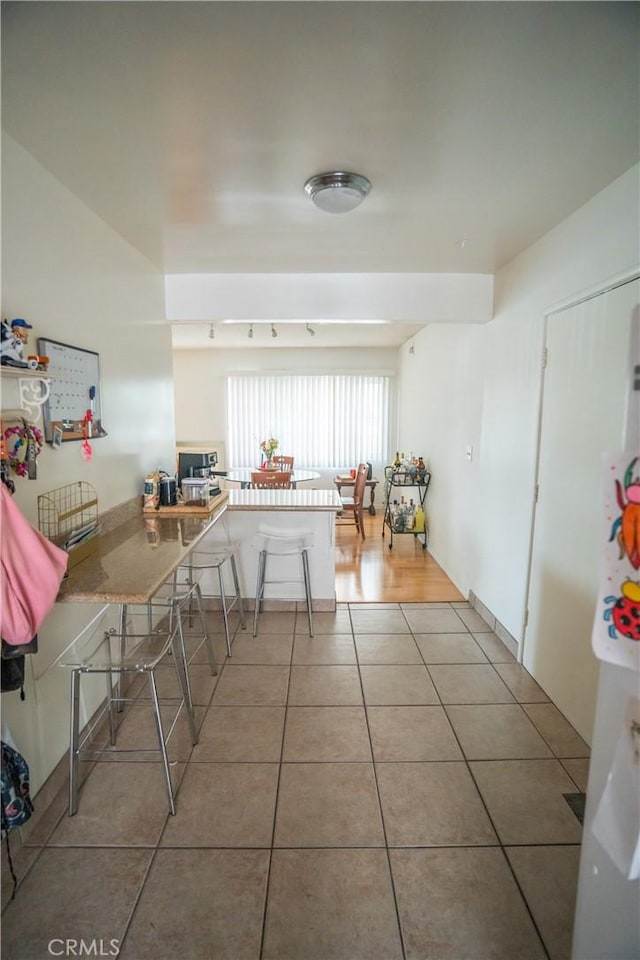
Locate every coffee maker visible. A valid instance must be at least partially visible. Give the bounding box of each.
[177,451,221,496]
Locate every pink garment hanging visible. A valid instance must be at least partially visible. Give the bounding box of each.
[0,484,68,645]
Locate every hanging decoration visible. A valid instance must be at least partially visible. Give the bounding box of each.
[81,409,93,462]
[3,420,43,479]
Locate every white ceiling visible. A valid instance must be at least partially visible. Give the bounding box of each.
[2,1,638,349]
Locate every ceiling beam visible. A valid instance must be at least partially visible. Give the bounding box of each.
[165,272,494,325]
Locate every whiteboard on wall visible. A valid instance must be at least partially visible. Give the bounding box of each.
[38,337,102,442]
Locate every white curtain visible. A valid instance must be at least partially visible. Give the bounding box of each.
[227,374,390,468]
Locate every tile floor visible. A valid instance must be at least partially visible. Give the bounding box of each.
[1,602,589,960]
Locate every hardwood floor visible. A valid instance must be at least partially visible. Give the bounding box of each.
[335,513,464,603]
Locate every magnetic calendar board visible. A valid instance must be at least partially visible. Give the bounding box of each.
[38,338,103,443]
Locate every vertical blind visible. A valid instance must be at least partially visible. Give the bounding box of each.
[227,374,390,468]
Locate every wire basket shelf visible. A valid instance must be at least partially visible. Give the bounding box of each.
[37,481,99,568]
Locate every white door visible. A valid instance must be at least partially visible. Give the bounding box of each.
[523,278,639,743]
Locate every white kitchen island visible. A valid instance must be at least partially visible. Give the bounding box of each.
[196,487,343,611]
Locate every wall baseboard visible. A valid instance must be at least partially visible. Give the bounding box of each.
[467,590,519,659]
[202,598,336,613]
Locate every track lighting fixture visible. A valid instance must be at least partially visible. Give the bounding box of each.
[271,324,278,339]
[306,324,315,336]
[248,324,254,339]
[208,323,215,340]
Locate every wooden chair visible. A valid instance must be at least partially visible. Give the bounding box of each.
[338,462,368,539]
[272,455,295,471]
[250,471,292,489]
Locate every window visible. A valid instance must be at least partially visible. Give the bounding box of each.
[227,374,390,468]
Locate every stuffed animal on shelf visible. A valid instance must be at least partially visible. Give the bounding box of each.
[0,318,33,368]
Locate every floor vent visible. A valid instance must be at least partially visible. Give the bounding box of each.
[563,792,586,824]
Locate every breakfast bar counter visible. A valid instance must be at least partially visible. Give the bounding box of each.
[56,494,229,605]
[203,487,342,610]
[56,487,342,610]
[226,488,342,511]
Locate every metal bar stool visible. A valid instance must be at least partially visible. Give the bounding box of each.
[176,548,246,657]
[253,528,314,637]
[112,576,218,717]
[155,575,219,676]
[63,604,198,818]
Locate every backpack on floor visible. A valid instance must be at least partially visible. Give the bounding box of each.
[1,741,34,831]
[1,740,34,898]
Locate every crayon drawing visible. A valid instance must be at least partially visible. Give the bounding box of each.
[593,453,640,672]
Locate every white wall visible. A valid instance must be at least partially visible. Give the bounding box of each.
[173,345,398,483]
[2,137,177,522]
[397,324,486,598]
[1,136,176,791]
[397,164,639,713]
[478,165,639,642]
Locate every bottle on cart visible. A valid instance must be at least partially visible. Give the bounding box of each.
[406,498,415,530]
[393,451,401,469]
[414,504,425,532]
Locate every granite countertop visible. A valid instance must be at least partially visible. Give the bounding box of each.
[227,489,342,511]
[57,489,340,603]
[57,497,228,604]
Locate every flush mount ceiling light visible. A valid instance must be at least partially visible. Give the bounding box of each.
[304,171,371,214]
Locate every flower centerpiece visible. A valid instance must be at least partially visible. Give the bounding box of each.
[259,437,279,469]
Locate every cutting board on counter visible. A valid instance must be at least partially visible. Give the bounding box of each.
[143,491,228,516]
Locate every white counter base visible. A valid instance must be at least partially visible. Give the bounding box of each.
[193,490,342,612]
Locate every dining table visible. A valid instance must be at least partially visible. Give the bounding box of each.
[222,468,321,489]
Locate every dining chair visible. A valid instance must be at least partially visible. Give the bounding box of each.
[338,461,368,539]
[272,455,295,470]
[250,471,292,489]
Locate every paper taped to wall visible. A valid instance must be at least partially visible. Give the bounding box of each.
[592,452,640,673]
[591,696,640,879]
